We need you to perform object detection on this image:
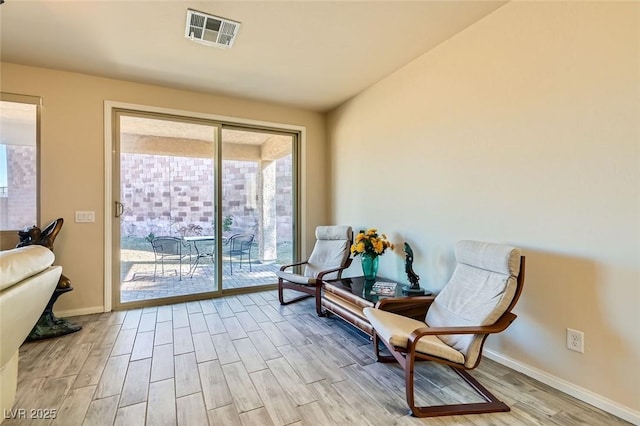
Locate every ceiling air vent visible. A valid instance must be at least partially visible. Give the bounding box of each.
[185,9,240,48]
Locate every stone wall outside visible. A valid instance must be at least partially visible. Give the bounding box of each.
[0,145,37,230]
[120,154,293,243]
[0,148,293,242]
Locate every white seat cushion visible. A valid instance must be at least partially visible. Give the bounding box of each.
[315,225,352,241]
[303,239,351,280]
[425,240,520,367]
[276,270,316,285]
[303,226,352,280]
[455,240,520,276]
[363,307,465,365]
[0,246,55,292]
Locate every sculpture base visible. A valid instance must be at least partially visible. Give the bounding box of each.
[26,287,82,341]
[402,286,428,296]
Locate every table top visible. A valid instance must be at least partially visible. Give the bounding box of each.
[183,235,228,243]
[183,235,215,242]
[324,276,410,303]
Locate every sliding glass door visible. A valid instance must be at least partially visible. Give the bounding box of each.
[112,109,298,308]
[220,127,295,290]
[114,112,218,307]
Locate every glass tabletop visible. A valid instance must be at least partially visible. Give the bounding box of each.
[324,276,408,303]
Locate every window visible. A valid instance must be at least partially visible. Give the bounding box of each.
[0,94,40,231]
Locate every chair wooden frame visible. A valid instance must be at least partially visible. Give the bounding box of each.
[278,226,353,316]
[278,258,352,316]
[371,256,525,418]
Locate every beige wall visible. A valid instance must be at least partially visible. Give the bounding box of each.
[0,63,327,313]
[328,1,639,418]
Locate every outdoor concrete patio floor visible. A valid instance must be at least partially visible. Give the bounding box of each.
[120,258,281,303]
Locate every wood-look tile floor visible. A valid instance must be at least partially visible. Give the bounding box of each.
[6,290,630,426]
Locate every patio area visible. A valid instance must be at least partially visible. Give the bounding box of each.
[119,238,287,303]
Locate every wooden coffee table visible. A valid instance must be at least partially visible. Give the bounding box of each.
[321,276,433,336]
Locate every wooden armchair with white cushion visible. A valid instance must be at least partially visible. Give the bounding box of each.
[278,225,352,316]
[363,240,525,418]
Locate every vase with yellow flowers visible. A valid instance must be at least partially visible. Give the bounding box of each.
[350,228,394,280]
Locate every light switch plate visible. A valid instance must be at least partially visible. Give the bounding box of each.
[75,211,95,223]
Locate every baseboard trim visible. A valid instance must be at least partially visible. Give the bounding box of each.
[53,306,105,318]
[485,349,640,425]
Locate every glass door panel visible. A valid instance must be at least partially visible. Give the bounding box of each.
[115,113,218,306]
[221,127,295,290]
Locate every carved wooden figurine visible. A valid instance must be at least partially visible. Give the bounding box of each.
[403,242,426,295]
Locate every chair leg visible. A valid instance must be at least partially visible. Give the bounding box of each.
[448,368,510,414]
[238,250,252,272]
[372,332,509,417]
[278,279,285,304]
[373,332,381,360]
[314,286,324,316]
[153,259,158,281]
[278,280,314,307]
[372,332,397,363]
[404,360,510,417]
[405,350,419,415]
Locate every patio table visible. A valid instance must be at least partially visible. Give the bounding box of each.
[183,236,219,276]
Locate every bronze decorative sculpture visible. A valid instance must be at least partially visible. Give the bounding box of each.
[19,217,60,249]
[17,218,81,340]
[403,242,426,295]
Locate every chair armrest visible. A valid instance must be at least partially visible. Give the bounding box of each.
[375,295,435,310]
[316,258,353,280]
[408,312,518,345]
[279,260,309,272]
[374,296,436,321]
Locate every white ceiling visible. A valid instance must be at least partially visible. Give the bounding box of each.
[0,1,506,112]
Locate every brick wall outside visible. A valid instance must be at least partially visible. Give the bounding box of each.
[0,147,293,243]
[120,154,293,243]
[0,145,37,230]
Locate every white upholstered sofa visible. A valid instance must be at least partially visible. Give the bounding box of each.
[0,246,61,421]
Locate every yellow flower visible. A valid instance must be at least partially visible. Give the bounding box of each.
[352,228,394,257]
[351,241,366,255]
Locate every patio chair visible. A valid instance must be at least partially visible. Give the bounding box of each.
[225,234,254,275]
[277,225,353,316]
[363,240,525,417]
[151,236,192,281]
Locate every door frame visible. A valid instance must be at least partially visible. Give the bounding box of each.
[104,100,306,312]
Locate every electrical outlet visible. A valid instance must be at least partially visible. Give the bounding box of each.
[567,328,584,353]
